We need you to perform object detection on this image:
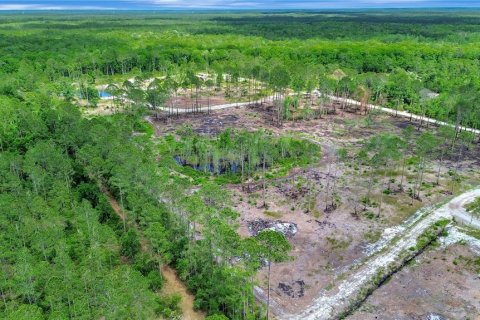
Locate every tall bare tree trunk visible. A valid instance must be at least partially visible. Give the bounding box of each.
[263,152,267,208]
[266,262,271,320]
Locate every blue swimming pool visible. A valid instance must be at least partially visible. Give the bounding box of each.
[99,91,112,98]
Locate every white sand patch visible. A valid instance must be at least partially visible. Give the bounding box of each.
[273,188,480,320]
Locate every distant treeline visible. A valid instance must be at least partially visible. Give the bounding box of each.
[1,11,479,128]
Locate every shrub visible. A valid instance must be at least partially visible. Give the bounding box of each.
[121,229,141,259]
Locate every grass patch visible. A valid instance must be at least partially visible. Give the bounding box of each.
[459,226,480,240]
[263,211,283,219]
[326,236,351,250]
[465,196,480,217]
[454,255,480,274]
[324,282,335,291]
[303,196,321,217]
[364,229,382,243]
[415,219,450,250]
[363,211,376,220]
[133,118,155,137]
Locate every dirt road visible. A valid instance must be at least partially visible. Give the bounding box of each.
[157,96,275,114]
[99,75,478,135]
[322,93,480,135]
[161,266,204,320]
[271,187,480,320]
[158,92,479,135]
[451,207,480,229]
[102,185,204,320]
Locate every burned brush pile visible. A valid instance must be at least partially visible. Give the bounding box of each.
[248,219,298,238]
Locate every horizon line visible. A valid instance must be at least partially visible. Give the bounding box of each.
[1,6,480,11]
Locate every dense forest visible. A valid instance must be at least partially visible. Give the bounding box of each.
[1,11,480,127]
[1,95,301,319]
[0,9,479,320]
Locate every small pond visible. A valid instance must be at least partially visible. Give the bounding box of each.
[174,156,240,174]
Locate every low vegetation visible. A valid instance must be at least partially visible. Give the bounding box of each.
[465,197,480,216]
[162,127,320,184]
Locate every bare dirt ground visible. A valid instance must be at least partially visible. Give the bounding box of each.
[167,92,228,109]
[80,99,117,116]
[280,188,480,320]
[233,184,370,314]
[161,266,205,320]
[149,99,480,318]
[349,244,480,320]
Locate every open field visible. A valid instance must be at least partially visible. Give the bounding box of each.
[149,95,480,318]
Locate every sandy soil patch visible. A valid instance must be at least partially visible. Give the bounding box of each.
[349,244,480,320]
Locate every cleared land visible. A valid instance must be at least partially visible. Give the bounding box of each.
[349,243,480,319]
[148,93,480,318]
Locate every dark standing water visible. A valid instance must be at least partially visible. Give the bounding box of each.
[174,156,239,174]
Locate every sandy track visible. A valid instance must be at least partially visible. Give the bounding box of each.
[322,94,480,135]
[156,92,479,135]
[102,184,204,320]
[100,75,478,134]
[157,97,273,114]
[453,209,480,229]
[269,188,480,320]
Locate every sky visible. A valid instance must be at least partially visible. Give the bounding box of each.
[0,0,479,10]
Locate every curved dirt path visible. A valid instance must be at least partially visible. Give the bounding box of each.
[155,92,479,135]
[271,187,480,320]
[454,211,480,229]
[161,266,204,320]
[102,185,204,320]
